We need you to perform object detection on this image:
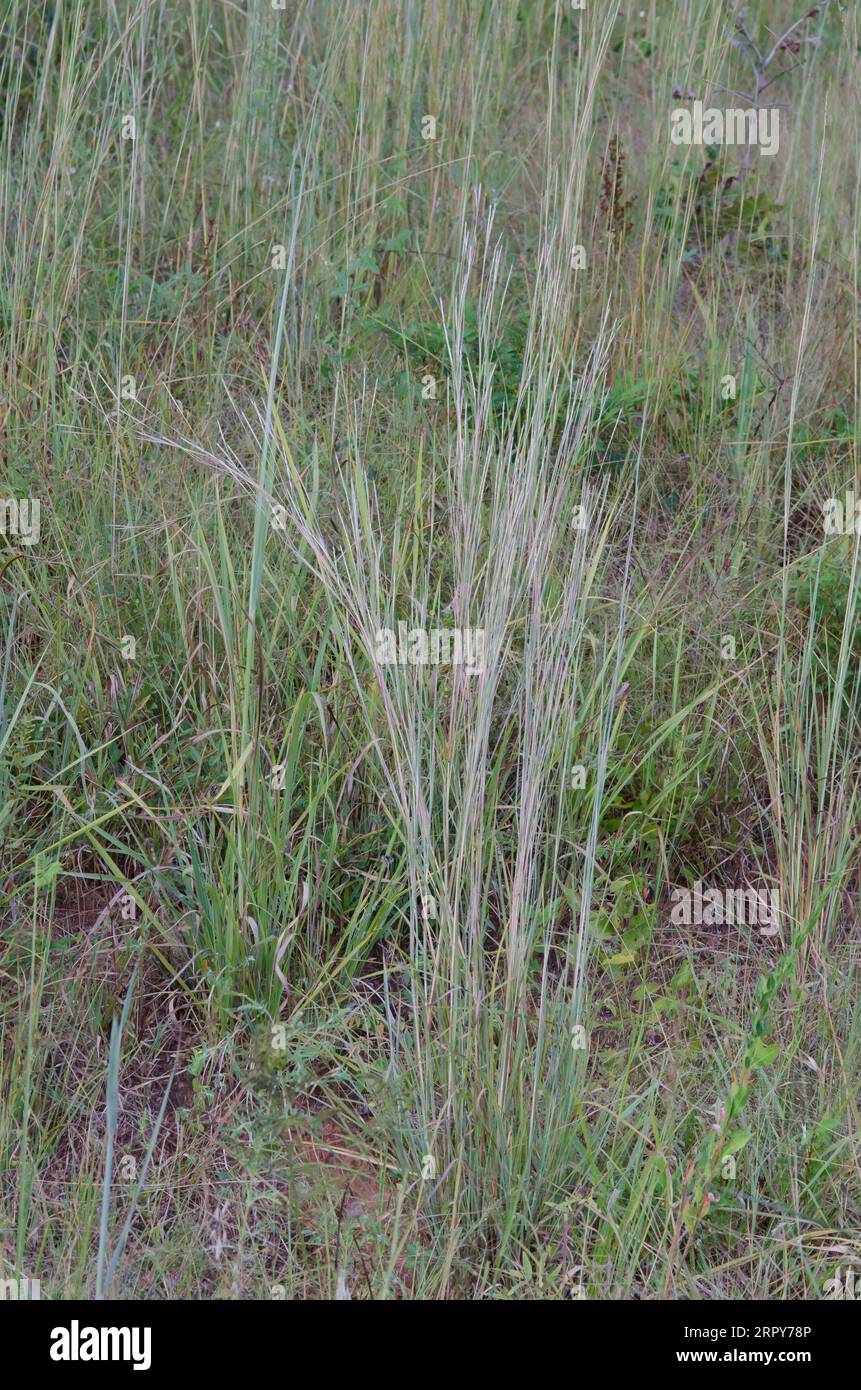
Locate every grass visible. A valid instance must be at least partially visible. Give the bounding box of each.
[1,0,860,1300]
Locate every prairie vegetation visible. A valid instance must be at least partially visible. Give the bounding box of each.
[1,0,859,1299]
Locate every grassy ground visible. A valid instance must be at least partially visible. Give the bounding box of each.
[1,0,860,1300]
